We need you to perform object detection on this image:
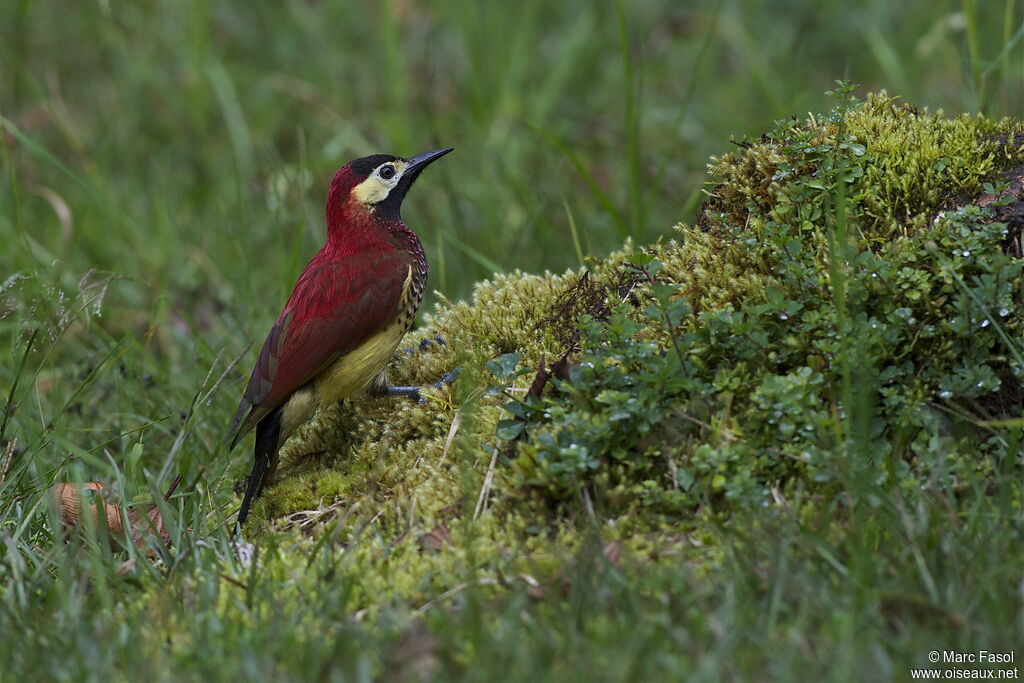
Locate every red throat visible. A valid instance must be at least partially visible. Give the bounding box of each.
[323,168,395,257]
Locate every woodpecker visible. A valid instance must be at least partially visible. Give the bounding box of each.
[228,147,453,529]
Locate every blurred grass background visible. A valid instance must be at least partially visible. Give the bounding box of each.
[0,0,1021,679]
[3,0,1021,304]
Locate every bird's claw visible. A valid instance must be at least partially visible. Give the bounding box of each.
[432,368,460,388]
[385,368,460,404]
[401,335,445,355]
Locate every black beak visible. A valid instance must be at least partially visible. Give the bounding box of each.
[380,147,453,220]
[403,147,454,183]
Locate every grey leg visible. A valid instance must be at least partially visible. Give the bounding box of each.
[377,368,460,404]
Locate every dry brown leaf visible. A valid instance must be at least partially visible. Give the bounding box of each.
[418,523,453,552]
[50,477,179,555]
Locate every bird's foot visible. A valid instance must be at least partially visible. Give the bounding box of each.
[385,385,423,401]
[401,335,445,355]
[384,368,460,404]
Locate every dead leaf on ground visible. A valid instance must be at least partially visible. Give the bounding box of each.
[418,523,453,552]
[50,476,180,556]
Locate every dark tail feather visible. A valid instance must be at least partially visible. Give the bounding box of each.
[234,408,282,534]
[226,398,253,449]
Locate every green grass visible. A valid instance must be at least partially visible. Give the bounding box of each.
[1,1,1022,680]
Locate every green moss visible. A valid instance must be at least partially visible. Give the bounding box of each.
[706,91,1023,239]
[250,91,1023,610]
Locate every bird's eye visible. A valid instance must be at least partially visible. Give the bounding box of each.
[379,165,396,180]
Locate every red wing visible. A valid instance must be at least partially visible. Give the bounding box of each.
[227,248,410,446]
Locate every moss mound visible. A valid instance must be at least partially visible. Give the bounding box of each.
[246,92,1023,611]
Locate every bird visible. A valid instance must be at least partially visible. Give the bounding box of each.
[227,147,453,530]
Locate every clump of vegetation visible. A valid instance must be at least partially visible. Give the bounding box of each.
[494,89,1023,521]
[254,88,1022,615]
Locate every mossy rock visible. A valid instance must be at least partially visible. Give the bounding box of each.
[245,92,1023,611]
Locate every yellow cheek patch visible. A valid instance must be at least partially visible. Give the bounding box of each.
[352,160,409,207]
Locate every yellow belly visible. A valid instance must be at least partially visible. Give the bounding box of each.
[316,319,407,404]
[276,320,407,448]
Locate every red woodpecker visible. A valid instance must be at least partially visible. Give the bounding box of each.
[228,148,453,528]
